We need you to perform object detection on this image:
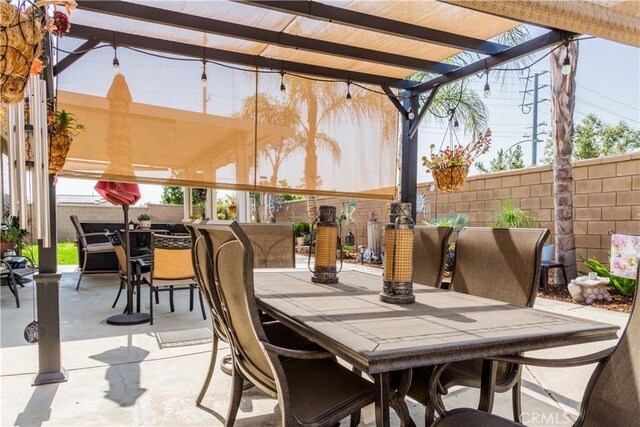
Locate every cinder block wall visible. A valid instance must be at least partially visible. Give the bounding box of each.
[57,203,183,242]
[276,153,640,268]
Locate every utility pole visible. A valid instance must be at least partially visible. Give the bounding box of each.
[521,71,549,165]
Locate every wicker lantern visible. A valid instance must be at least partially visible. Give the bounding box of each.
[380,202,415,304]
[308,206,342,284]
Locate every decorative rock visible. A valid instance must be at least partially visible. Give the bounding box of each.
[568,276,612,305]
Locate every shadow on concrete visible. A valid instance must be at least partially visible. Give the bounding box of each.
[14,383,59,427]
[89,336,148,407]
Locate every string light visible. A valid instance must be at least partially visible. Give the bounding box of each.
[346,81,352,100]
[112,45,120,75]
[483,71,491,98]
[280,70,286,92]
[407,107,415,120]
[201,60,208,88]
[561,53,571,75]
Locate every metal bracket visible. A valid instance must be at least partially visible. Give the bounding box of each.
[409,87,440,139]
[381,85,409,119]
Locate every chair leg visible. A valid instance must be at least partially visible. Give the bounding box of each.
[8,275,20,308]
[512,378,522,423]
[189,287,194,311]
[150,285,154,325]
[76,253,88,291]
[112,279,124,308]
[155,289,160,304]
[198,291,207,320]
[196,334,219,405]
[169,286,175,312]
[349,411,361,427]
[225,367,244,427]
[561,265,569,287]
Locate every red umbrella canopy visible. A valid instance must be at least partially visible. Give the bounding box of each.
[95,181,141,206]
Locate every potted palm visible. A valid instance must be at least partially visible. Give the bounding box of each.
[422,129,491,192]
[294,222,310,246]
[137,214,151,229]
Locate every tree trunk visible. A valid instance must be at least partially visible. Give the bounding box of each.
[551,41,578,282]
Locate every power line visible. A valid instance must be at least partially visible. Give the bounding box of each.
[577,83,640,112]
[576,97,640,124]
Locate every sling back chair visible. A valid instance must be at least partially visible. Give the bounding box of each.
[433,265,639,427]
[241,223,296,268]
[413,225,454,288]
[199,222,375,426]
[106,231,150,309]
[186,221,317,407]
[408,227,550,425]
[70,215,115,290]
[140,234,206,325]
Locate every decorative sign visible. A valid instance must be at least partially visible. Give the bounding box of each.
[24,320,39,343]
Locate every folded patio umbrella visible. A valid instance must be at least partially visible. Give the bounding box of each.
[95,180,149,325]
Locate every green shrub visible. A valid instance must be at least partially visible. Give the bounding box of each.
[489,200,537,228]
[294,221,310,237]
[428,213,469,233]
[579,254,636,297]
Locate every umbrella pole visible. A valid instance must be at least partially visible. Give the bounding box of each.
[106,204,150,325]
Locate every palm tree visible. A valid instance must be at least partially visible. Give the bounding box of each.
[551,41,579,281]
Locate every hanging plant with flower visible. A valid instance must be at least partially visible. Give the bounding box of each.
[422,128,492,192]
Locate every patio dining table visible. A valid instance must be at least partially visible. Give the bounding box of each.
[253,268,619,427]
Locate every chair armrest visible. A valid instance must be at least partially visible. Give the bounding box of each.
[261,341,333,359]
[134,258,151,267]
[488,347,614,367]
[84,232,109,237]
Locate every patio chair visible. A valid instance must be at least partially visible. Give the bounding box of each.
[433,265,639,427]
[198,221,376,426]
[106,231,150,309]
[413,225,453,288]
[241,223,296,268]
[408,227,550,424]
[1,259,22,308]
[140,234,206,325]
[70,215,116,291]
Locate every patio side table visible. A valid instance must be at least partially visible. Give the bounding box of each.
[540,261,568,294]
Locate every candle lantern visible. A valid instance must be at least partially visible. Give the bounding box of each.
[308,206,342,283]
[380,202,415,304]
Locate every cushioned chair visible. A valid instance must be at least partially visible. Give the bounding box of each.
[433,265,639,427]
[413,225,454,288]
[408,227,550,424]
[198,222,375,426]
[241,223,296,268]
[70,215,116,291]
[141,234,206,325]
[106,231,150,309]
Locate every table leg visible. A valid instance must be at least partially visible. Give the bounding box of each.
[389,369,416,427]
[136,276,141,313]
[374,372,390,427]
[478,359,497,412]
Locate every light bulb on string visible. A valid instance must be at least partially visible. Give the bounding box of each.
[346,81,352,100]
[407,107,415,120]
[453,117,460,130]
[201,60,207,88]
[112,46,120,75]
[280,71,286,92]
[561,53,571,75]
[483,72,491,98]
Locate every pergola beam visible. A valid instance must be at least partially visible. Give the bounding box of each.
[78,0,457,75]
[381,85,409,119]
[68,25,418,90]
[241,0,510,55]
[411,30,574,94]
[52,37,100,76]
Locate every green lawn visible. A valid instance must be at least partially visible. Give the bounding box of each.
[25,242,78,265]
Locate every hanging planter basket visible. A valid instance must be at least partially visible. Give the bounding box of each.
[431,165,469,192]
[0,2,44,104]
[49,132,73,174]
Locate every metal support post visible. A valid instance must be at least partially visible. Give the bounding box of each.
[399,92,420,221]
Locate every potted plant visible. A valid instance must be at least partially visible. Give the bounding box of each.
[294,221,310,246]
[227,195,237,215]
[137,213,151,229]
[1,216,29,257]
[422,129,491,192]
[488,200,537,228]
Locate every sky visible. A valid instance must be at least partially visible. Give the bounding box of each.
[55,34,639,205]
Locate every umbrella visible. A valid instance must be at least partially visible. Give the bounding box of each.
[95,180,150,325]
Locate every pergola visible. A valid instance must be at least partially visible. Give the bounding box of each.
[24,0,640,384]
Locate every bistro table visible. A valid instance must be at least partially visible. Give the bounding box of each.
[253,269,619,427]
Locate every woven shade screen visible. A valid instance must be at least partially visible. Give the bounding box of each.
[442,0,640,48]
[57,42,398,198]
[68,0,522,78]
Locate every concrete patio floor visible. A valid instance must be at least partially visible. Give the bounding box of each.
[1,262,628,427]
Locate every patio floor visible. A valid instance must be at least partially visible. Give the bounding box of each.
[1,261,628,426]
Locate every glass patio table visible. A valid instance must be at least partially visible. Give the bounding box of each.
[253,268,619,427]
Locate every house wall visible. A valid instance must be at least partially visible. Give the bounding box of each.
[275,153,640,268]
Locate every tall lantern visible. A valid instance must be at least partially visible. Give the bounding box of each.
[380,202,415,304]
[308,206,342,283]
